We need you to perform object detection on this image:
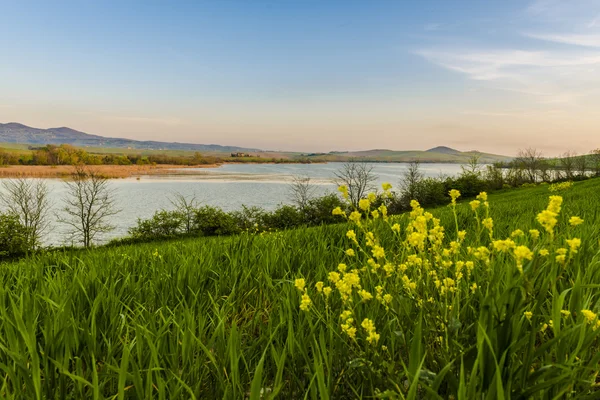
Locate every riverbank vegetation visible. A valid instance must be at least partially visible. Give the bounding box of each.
[0,175,598,397]
[0,143,309,169]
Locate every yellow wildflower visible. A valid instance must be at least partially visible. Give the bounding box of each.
[391,223,401,233]
[337,263,347,273]
[449,189,461,204]
[492,238,515,252]
[382,182,392,191]
[539,249,549,256]
[569,216,584,226]
[367,192,377,202]
[511,229,524,238]
[294,278,306,291]
[332,207,345,216]
[346,229,357,242]
[328,271,341,283]
[477,192,488,201]
[345,248,355,257]
[349,211,362,224]
[524,311,533,320]
[300,293,311,311]
[340,310,353,320]
[358,198,370,211]
[566,238,581,254]
[371,210,379,219]
[338,185,349,199]
[361,318,380,344]
[358,289,373,301]
[581,309,597,324]
[323,286,332,297]
[529,229,540,240]
[372,245,385,260]
[470,200,481,211]
[315,281,324,292]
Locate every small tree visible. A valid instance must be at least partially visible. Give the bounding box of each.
[399,160,423,204]
[58,166,120,247]
[334,160,377,208]
[591,149,600,177]
[560,151,576,180]
[575,154,588,178]
[516,148,544,183]
[288,175,316,209]
[170,192,199,234]
[0,178,51,249]
[461,154,482,177]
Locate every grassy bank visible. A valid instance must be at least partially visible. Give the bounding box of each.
[1,179,599,398]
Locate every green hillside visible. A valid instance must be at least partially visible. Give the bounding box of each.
[304,147,513,163]
[1,179,599,397]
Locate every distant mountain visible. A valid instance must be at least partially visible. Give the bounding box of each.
[0,122,261,153]
[426,146,462,155]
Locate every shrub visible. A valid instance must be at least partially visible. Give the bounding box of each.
[230,205,268,231]
[128,210,184,240]
[302,194,346,226]
[192,206,240,236]
[262,204,304,230]
[0,213,30,259]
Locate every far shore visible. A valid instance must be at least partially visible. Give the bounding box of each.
[0,164,220,179]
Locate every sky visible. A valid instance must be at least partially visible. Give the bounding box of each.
[1,0,599,156]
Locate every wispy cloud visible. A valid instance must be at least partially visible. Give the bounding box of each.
[417,0,600,107]
[524,32,600,48]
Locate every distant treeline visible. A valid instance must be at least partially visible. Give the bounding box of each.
[0,144,307,166]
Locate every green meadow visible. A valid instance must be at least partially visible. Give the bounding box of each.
[1,179,599,398]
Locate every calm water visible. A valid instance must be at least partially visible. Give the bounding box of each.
[2,163,465,246]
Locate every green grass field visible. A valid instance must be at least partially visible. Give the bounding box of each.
[1,179,599,398]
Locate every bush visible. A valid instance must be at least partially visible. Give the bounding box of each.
[302,194,346,226]
[128,210,184,240]
[192,206,240,236]
[230,205,268,232]
[263,205,304,230]
[0,213,30,259]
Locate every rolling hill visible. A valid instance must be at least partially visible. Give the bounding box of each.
[0,122,260,153]
[304,147,512,163]
[0,122,513,163]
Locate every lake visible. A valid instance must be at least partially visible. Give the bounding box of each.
[2,163,465,246]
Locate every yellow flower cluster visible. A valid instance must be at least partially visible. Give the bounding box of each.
[536,196,562,236]
[295,182,594,352]
[548,181,573,192]
[361,318,380,344]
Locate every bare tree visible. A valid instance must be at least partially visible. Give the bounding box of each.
[0,178,51,249]
[560,151,576,180]
[400,160,423,203]
[334,160,377,208]
[288,175,316,209]
[575,154,588,178]
[591,149,600,177]
[58,166,120,247]
[461,154,482,177]
[169,192,200,234]
[516,148,544,183]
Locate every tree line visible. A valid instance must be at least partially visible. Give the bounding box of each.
[0,144,217,166]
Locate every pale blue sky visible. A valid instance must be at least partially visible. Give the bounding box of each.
[1,0,599,155]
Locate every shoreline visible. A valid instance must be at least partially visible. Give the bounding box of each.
[0,164,220,179]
